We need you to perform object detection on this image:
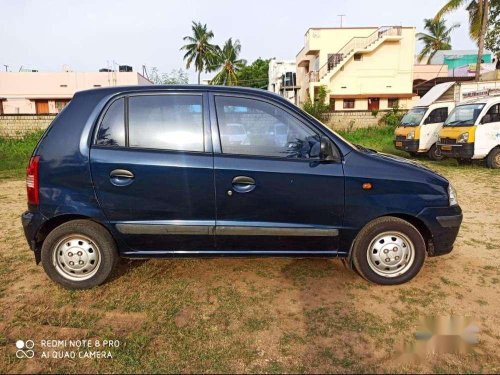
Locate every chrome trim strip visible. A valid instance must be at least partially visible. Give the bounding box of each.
[116,223,339,237]
[216,226,338,237]
[116,224,214,235]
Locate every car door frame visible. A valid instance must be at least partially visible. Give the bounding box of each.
[208,90,346,254]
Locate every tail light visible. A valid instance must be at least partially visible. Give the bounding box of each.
[26,156,40,205]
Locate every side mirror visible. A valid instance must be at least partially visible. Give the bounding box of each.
[320,137,339,162]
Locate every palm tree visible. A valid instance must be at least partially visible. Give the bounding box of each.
[435,0,495,81]
[180,21,217,84]
[417,18,460,63]
[209,39,247,86]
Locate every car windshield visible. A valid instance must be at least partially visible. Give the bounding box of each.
[400,107,427,126]
[444,103,485,126]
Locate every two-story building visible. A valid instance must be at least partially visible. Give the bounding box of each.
[295,26,416,111]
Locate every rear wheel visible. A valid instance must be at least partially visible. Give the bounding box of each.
[427,144,444,161]
[486,147,500,169]
[41,220,118,289]
[352,217,426,285]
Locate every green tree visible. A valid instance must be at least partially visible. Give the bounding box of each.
[417,18,460,63]
[435,0,497,81]
[302,86,330,121]
[148,67,189,84]
[209,38,246,86]
[237,58,270,88]
[180,21,217,84]
[485,0,500,54]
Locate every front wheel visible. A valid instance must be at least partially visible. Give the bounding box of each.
[41,220,118,289]
[427,144,444,161]
[352,217,426,285]
[486,147,500,169]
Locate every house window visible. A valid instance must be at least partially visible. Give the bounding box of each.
[388,98,399,108]
[55,100,70,112]
[343,99,355,109]
[354,54,362,61]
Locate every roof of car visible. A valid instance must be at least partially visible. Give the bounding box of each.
[77,84,281,99]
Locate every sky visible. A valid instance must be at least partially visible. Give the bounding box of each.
[1,0,477,83]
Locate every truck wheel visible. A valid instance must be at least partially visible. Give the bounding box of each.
[427,144,444,161]
[486,148,500,169]
[41,220,118,290]
[351,217,426,285]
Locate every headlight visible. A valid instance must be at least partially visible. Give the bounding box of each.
[448,184,458,206]
[457,132,469,143]
[406,131,415,140]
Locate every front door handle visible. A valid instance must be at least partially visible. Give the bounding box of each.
[231,176,256,193]
[110,169,134,186]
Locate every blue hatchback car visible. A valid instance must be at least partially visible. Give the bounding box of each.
[21,86,462,289]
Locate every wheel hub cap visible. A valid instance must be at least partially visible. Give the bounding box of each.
[366,231,415,278]
[53,235,101,281]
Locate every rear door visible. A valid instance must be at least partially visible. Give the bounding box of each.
[211,93,344,253]
[90,92,215,254]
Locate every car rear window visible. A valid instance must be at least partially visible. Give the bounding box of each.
[128,95,204,152]
[96,98,125,147]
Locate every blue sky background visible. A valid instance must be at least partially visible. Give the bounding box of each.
[1,0,476,83]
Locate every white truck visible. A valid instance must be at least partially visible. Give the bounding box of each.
[394,80,500,160]
[438,95,500,168]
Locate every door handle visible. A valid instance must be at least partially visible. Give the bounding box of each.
[231,176,255,193]
[109,169,134,186]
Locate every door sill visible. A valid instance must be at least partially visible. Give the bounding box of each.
[121,250,340,258]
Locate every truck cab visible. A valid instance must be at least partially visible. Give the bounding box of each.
[394,102,454,160]
[438,96,500,168]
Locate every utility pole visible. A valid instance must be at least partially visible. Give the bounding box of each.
[338,14,346,28]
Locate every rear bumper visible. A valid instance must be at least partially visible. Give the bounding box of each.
[21,211,45,262]
[394,139,419,152]
[437,142,474,159]
[417,206,463,257]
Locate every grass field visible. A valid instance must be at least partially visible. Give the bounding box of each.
[0,128,499,373]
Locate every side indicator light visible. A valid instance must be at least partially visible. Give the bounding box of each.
[362,182,372,190]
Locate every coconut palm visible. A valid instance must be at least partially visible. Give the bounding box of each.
[180,21,217,84]
[209,39,247,86]
[417,18,460,63]
[434,0,496,81]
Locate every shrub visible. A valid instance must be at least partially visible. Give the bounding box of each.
[302,86,330,121]
[378,105,406,128]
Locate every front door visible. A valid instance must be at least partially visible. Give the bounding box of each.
[368,98,379,111]
[35,100,49,114]
[212,94,344,253]
[90,93,215,253]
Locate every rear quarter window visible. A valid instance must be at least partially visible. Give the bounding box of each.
[96,98,125,147]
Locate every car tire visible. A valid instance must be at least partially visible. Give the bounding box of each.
[486,147,500,169]
[427,144,444,161]
[41,220,118,290]
[351,217,426,285]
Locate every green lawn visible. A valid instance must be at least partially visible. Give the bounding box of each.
[0,131,44,180]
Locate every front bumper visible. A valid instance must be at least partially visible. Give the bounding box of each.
[437,142,474,159]
[417,206,463,257]
[394,139,419,152]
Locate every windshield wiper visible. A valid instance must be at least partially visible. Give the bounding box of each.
[355,144,376,153]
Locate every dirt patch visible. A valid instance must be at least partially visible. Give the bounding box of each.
[0,164,499,373]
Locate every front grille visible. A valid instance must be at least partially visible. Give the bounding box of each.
[440,138,457,145]
[395,135,406,141]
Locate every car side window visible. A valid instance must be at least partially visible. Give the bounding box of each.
[215,96,320,159]
[482,104,500,124]
[426,107,448,124]
[96,98,125,147]
[128,95,204,152]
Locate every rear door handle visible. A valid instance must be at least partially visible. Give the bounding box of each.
[231,176,255,193]
[110,169,134,186]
